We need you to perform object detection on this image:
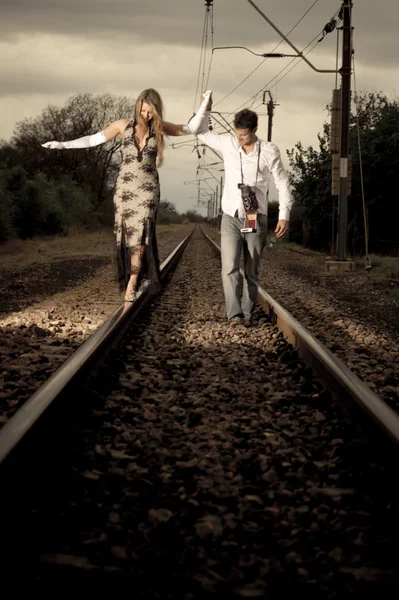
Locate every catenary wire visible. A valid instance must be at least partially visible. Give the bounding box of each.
[193,10,209,113]
[212,0,322,109]
[225,6,341,118]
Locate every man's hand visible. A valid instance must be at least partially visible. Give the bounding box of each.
[275,219,288,238]
[201,90,213,111]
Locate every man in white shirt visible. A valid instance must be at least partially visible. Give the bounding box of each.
[197,103,293,327]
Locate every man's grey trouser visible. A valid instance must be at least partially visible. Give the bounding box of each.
[220,212,268,321]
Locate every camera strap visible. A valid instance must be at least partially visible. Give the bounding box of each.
[240,141,261,187]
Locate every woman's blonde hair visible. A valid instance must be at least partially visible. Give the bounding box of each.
[135,88,165,167]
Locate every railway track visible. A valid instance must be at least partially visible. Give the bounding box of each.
[1,226,398,597]
[0,227,194,427]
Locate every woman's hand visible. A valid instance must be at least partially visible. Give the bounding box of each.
[200,90,213,111]
[163,91,213,137]
[42,141,65,149]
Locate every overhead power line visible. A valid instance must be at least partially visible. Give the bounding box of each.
[226,6,342,118]
[246,0,337,73]
[213,0,322,109]
[251,25,336,112]
[193,1,214,112]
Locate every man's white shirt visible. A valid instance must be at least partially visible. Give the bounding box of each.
[197,126,293,220]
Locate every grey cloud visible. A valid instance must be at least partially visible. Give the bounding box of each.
[2,0,399,68]
[0,69,86,98]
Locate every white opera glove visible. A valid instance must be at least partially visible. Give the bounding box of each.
[41,131,107,150]
[182,90,213,135]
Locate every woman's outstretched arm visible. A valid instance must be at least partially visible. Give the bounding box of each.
[42,118,130,150]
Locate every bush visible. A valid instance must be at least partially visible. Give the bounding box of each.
[157,200,183,225]
[182,210,206,223]
[13,175,60,238]
[0,166,96,240]
[0,189,15,241]
[53,177,96,230]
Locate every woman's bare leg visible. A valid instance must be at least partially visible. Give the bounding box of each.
[125,245,145,301]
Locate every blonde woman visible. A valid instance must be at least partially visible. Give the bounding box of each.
[42,89,212,301]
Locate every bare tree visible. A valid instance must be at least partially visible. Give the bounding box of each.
[10,93,135,208]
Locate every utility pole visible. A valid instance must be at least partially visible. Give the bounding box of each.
[262,92,278,202]
[267,100,273,142]
[325,0,355,274]
[245,0,353,272]
[336,0,353,263]
[262,91,279,142]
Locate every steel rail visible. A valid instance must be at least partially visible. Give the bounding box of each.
[0,230,194,466]
[203,231,399,448]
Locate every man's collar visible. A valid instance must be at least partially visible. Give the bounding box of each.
[238,137,260,154]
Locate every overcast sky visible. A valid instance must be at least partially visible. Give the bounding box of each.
[1,0,398,214]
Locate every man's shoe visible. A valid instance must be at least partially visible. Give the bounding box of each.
[229,316,243,327]
[243,318,251,328]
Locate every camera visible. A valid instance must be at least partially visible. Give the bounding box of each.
[237,184,258,233]
[237,183,258,213]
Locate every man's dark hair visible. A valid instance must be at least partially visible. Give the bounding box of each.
[233,109,258,131]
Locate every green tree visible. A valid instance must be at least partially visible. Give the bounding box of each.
[349,93,399,253]
[182,210,206,223]
[287,123,332,250]
[287,92,399,253]
[157,200,183,224]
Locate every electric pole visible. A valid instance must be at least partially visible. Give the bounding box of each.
[337,0,353,262]
[262,91,279,142]
[267,100,273,142]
